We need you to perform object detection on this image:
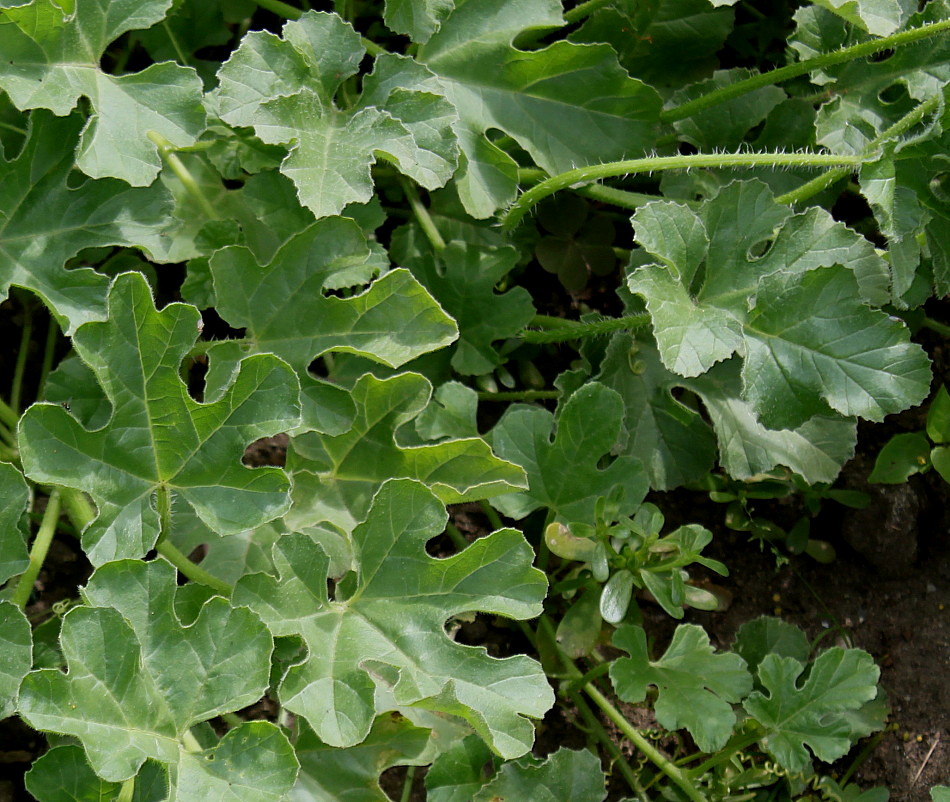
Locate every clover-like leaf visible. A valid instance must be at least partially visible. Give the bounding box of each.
[489,381,648,523]
[293,715,431,801]
[743,648,881,773]
[234,479,552,759]
[287,371,526,542]
[628,180,930,429]
[19,272,300,565]
[209,218,456,377]
[18,560,296,797]
[0,111,173,333]
[0,0,205,185]
[611,624,752,752]
[391,230,536,374]
[214,12,458,217]
[417,0,662,216]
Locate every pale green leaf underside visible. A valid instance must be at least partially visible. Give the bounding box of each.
[210,218,458,376]
[288,371,526,539]
[234,479,552,759]
[19,272,300,565]
[0,0,205,185]
[18,560,281,791]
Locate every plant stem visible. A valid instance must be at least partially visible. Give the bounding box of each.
[500,152,860,229]
[156,484,172,544]
[479,499,505,531]
[563,0,613,25]
[660,18,950,124]
[520,314,650,344]
[147,131,221,222]
[182,730,203,753]
[252,0,302,19]
[11,298,33,414]
[530,314,582,329]
[684,729,763,778]
[59,487,95,531]
[445,521,469,551]
[399,176,446,251]
[0,397,19,431]
[536,617,708,802]
[36,317,59,401]
[776,93,942,207]
[477,389,559,402]
[12,489,61,610]
[156,540,232,596]
[519,168,661,211]
[920,315,950,339]
[399,766,415,802]
[221,712,244,729]
[117,779,135,802]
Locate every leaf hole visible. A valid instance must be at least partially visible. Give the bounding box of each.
[877,83,907,105]
[867,48,895,63]
[747,238,774,261]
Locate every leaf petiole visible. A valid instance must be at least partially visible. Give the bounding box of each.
[156,540,232,596]
[12,489,61,610]
[147,131,220,222]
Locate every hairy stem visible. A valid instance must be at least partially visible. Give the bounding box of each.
[518,167,660,211]
[12,489,61,610]
[501,152,860,229]
[520,314,651,344]
[564,0,614,25]
[660,18,950,123]
[156,540,232,596]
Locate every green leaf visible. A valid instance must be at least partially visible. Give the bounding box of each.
[418,0,661,216]
[927,385,950,443]
[392,233,535,375]
[611,624,752,752]
[594,334,856,487]
[214,13,458,217]
[489,382,649,523]
[473,747,606,801]
[19,272,300,565]
[569,0,734,88]
[233,479,552,758]
[0,462,29,585]
[384,0,454,43]
[293,715,431,801]
[426,735,495,802]
[0,0,205,185]
[26,745,167,802]
[19,560,295,797]
[931,445,950,483]
[415,381,480,441]
[810,0,916,36]
[932,786,950,802]
[628,181,929,429]
[0,601,31,718]
[287,372,526,563]
[732,616,810,674]
[743,648,881,773]
[868,431,931,483]
[209,219,457,376]
[0,111,173,333]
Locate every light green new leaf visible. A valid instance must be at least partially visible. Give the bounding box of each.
[391,231,536,375]
[214,12,458,217]
[19,560,296,798]
[0,601,31,719]
[19,272,300,565]
[287,372,526,541]
[489,382,649,522]
[0,0,205,185]
[233,479,552,759]
[293,715,431,801]
[611,624,752,752]
[0,111,173,333]
[473,748,606,802]
[628,180,929,429]
[417,0,662,216]
[743,648,881,773]
[209,218,456,377]
[0,462,29,585]
[26,745,167,802]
